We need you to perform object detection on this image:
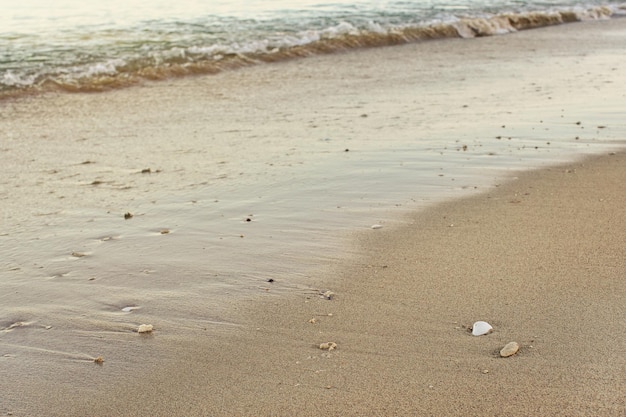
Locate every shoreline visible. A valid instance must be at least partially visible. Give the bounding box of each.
[2,18,626,416]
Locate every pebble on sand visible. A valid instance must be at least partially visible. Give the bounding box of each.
[471,321,493,336]
[500,342,520,357]
[319,342,337,351]
[137,324,154,333]
[321,290,335,300]
[371,224,383,229]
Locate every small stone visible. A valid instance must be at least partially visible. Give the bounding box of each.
[371,224,383,229]
[137,324,153,333]
[124,212,133,220]
[482,369,489,374]
[308,318,318,324]
[94,356,104,364]
[500,341,519,357]
[471,321,493,336]
[319,342,337,351]
[321,290,334,300]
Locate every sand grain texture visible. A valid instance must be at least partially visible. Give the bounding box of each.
[68,153,626,417]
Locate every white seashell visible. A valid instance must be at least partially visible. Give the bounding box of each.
[471,321,493,336]
[371,224,383,229]
[121,306,140,312]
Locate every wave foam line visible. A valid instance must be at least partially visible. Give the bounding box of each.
[0,6,616,100]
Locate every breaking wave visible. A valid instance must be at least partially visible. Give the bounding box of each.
[0,5,620,100]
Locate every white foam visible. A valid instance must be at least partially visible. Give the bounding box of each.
[1,70,36,87]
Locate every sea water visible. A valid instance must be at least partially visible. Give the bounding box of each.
[0,0,622,96]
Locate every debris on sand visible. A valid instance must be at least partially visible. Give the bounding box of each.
[320,290,335,300]
[137,324,153,333]
[319,342,337,351]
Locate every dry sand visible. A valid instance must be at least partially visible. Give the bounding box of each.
[1,18,625,417]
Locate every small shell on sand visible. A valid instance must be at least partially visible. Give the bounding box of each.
[137,324,153,333]
[471,321,493,336]
[371,224,383,229]
[319,342,337,351]
[321,290,334,300]
[121,306,140,312]
[500,342,520,357]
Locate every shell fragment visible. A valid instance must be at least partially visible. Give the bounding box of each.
[471,321,493,336]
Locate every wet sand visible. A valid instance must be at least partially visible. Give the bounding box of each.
[73,152,625,417]
[1,18,626,416]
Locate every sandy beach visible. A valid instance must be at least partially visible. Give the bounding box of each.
[74,151,625,417]
[1,17,625,416]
